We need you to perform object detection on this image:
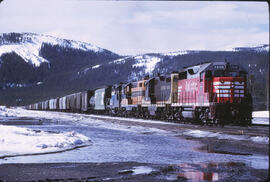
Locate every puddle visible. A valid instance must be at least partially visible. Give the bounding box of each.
[118,166,155,175]
[177,163,219,181]
[197,145,252,156]
[157,162,250,181]
[177,171,219,181]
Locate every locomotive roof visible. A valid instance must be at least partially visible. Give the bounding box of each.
[179,62,212,78]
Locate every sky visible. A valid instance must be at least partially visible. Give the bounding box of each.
[0,0,269,55]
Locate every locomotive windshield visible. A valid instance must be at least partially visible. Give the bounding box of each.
[212,64,246,78]
[213,70,246,77]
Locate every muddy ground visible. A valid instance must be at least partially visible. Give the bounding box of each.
[0,161,268,182]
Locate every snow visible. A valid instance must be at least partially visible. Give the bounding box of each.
[118,166,155,175]
[232,44,269,52]
[132,166,155,175]
[0,43,49,67]
[183,129,269,144]
[0,125,91,158]
[0,33,103,67]
[0,107,169,136]
[0,107,268,146]
[162,50,188,57]
[252,111,269,118]
[89,114,178,125]
[109,57,129,64]
[133,55,161,74]
[252,111,269,125]
[92,64,101,69]
[250,136,269,143]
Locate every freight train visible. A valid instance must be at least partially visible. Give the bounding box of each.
[26,61,253,126]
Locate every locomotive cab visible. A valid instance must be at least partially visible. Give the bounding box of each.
[208,62,252,125]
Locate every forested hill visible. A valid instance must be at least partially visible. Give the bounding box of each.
[0,32,268,110]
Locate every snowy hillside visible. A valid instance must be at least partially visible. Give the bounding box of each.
[0,32,120,93]
[0,33,104,67]
[79,54,163,81]
[233,44,269,52]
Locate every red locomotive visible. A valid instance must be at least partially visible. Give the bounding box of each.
[138,61,252,125]
[174,62,252,125]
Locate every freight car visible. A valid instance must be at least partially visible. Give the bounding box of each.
[26,61,252,126]
[81,90,95,112]
[90,86,112,113]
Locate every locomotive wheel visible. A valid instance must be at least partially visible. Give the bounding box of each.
[168,114,174,122]
[144,110,150,119]
[201,118,207,126]
[213,119,218,126]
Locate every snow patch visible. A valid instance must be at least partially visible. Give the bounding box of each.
[252,111,269,118]
[252,111,269,125]
[109,57,129,64]
[250,136,269,143]
[162,50,188,57]
[233,44,269,52]
[119,166,155,175]
[132,166,155,175]
[133,55,161,74]
[0,125,91,158]
[92,64,101,69]
[183,129,269,144]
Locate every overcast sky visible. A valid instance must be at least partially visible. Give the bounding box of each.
[0,0,269,55]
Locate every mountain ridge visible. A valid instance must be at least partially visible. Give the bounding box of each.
[0,32,118,67]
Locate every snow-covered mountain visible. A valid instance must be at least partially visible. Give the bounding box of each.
[0,32,108,67]
[0,32,120,94]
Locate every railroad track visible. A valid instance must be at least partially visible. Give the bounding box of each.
[1,114,268,137]
[88,114,269,137]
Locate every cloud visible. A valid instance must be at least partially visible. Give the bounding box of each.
[0,0,268,55]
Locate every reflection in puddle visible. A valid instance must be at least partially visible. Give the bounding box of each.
[162,162,250,181]
[196,145,269,170]
[178,171,219,181]
[177,163,219,181]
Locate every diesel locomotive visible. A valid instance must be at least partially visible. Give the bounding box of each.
[26,61,253,126]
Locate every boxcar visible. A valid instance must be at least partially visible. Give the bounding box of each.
[93,86,111,111]
[75,92,82,112]
[81,90,95,112]
[59,96,67,111]
[49,98,59,110]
